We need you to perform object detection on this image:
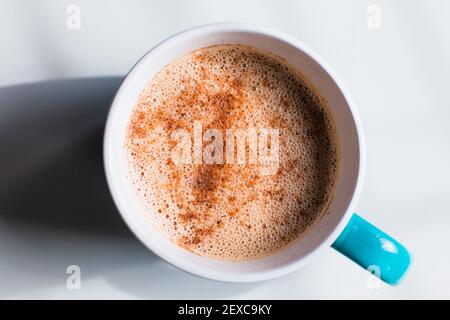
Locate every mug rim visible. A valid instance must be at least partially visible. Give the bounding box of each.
[103,22,365,282]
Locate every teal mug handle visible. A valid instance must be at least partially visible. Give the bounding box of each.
[332,214,411,285]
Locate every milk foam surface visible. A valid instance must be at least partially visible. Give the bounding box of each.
[125,45,339,260]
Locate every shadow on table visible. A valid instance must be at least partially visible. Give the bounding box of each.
[0,78,255,298]
[0,77,127,235]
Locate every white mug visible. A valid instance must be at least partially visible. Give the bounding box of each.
[104,23,410,284]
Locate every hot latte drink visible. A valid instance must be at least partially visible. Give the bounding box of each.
[125,45,339,260]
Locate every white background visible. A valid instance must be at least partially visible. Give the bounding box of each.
[0,0,449,299]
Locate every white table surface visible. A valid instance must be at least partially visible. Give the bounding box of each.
[0,0,449,299]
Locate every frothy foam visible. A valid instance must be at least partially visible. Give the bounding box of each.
[125,44,339,260]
